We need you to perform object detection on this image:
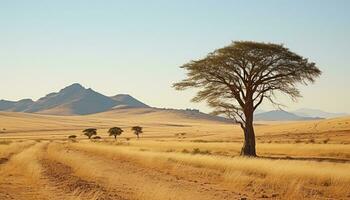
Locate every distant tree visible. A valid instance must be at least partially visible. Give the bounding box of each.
[108,127,124,140]
[173,41,321,156]
[83,128,97,139]
[131,126,143,139]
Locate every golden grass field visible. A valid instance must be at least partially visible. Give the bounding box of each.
[0,108,350,199]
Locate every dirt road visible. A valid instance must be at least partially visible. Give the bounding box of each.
[0,141,249,200]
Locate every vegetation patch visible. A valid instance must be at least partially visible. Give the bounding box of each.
[0,140,12,145]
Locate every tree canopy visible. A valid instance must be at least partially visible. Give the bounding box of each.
[108,127,124,140]
[83,128,97,139]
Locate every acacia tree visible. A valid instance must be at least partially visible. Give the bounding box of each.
[83,128,97,139]
[173,41,321,156]
[131,126,143,139]
[108,127,123,140]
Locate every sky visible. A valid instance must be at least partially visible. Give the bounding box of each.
[0,0,349,113]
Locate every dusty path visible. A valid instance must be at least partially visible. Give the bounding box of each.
[62,144,246,200]
[40,158,126,200]
[0,142,100,200]
[6,141,341,199]
[0,143,47,200]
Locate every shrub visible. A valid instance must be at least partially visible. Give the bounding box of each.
[182,149,189,153]
[192,148,211,155]
[323,138,330,144]
[191,139,209,143]
[192,148,201,154]
[92,136,101,140]
[68,135,77,139]
[0,140,12,145]
[295,139,302,143]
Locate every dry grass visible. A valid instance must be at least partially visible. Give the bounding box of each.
[120,140,350,159]
[0,110,350,199]
[1,110,349,144]
[46,142,104,180]
[71,141,350,199]
[0,142,54,199]
[0,140,34,158]
[8,142,45,180]
[46,142,203,200]
[0,141,102,200]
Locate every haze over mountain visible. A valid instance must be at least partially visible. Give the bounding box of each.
[254,110,323,121]
[293,108,348,119]
[110,94,149,108]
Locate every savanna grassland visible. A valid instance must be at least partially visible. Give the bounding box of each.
[0,108,350,200]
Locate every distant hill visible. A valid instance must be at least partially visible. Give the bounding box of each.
[293,108,348,119]
[0,83,149,115]
[155,108,231,123]
[254,110,322,121]
[95,107,231,123]
[0,99,34,111]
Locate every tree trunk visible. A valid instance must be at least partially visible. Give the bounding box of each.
[114,135,117,140]
[240,104,257,157]
[137,134,139,139]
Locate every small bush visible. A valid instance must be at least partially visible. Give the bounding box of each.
[192,148,201,154]
[309,138,315,143]
[191,139,209,143]
[0,140,12,145]
[182,149,189,153]
[191,148,211,155]
[92,136,101,140]
[68,135,77,139]
[139,148,149,151]
[295,139,302,143]
[323,138,330,144]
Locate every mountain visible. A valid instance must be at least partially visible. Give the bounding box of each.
[254,110,322,121]
[293,108,348,119]
[0,83,231,123]
[0,99,34,112]
[110,94,149,108]
[0,83,148,115]
[26,83,118,114]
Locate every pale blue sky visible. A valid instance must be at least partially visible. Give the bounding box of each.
[1,0,349,113]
